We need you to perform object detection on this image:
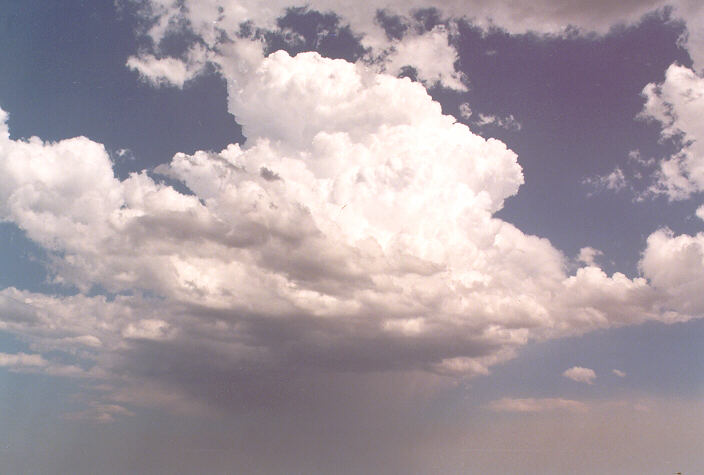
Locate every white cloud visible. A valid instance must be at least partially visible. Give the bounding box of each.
[139,0,673,49]
[126,44,210,88]
[583,167,628,195]
[383,26,466,90]
[577,247,603,266]
[129,0,704,97]
[0,45,701,415]
[563,366,597,384]
[613,369,626,377]
[627,149,655,168]
[697,204,704,220]
[475,113,522,131]
[488,397,588,413]
[640,64,704,199]
[640,229,704,315]
[458,102,472,119]
[2,17,704,417]
[114,148,136,162]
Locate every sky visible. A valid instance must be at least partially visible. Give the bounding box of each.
[0,0,703,473]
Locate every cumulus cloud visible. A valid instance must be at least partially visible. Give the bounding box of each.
[488,397,588,413]
[1,44,703,416]
[383,25,466,90]
[2,3,704,418]
[640,229,704,315]
[0,49,699,418]
[577,247,604,266]
[613,369,626,377]
[563,366,597,384]
[640,63,704,199]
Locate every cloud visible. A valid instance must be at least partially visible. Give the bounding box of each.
[2,10,704,417]
[563,366,597,384]
[613,369,626,377]
[1,45,703,416]
[458,102,472,119]
[640,229,704,315]
[137,0,674,48]
[673,0,704,71]
[640,63,704,200]
[63,402,135,423]
[0,352,47,368]
[0,351,90,378]
[122,319,170,340]
[127,44,210,88]
[113,148,136,163]
[577,247,604,266]
[475,113,522,131]
[487,397,588,413]
[583,167,628,195]
[383,25,467,90]
[125,0,704,96]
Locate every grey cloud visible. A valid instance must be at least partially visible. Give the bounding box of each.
[259,166,281,181]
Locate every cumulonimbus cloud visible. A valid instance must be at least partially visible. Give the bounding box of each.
[2,43,703,416]
[1,1,703,418]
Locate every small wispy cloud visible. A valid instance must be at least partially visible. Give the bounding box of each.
[487,397,588,413]
[63,402,135,423]
[458,102,472,119]
[582,167,627,195]
[563,366,596,384]
[474,112,522,131]
[582,149,660,201]
[0,352,91,378]
[612,369,626,377]
[113,148,136,162]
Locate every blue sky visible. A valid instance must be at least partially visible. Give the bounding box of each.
[0,1,703,473]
